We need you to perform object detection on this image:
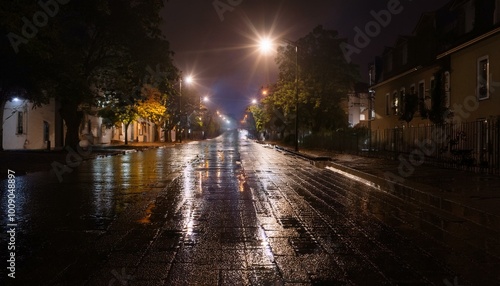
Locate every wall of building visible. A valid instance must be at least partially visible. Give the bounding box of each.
[2,98,57,150]
[348,93,370,127]
[449,32,500,121]
[372,65,440,130]
[3,98,165,149]
[82,114,113,144]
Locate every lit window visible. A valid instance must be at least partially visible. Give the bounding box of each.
[393,91,399,115]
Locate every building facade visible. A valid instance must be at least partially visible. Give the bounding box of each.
[2,97,63,150]
[2,98,162,150]
[372,0,500,130]
[368,0,500,172]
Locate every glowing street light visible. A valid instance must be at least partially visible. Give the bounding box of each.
[251,98,258,105]
[258,37,274,54]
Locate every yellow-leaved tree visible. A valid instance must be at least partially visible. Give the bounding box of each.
[137,85,168,141]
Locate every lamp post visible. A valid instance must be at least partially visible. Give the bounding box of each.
[178,75,193,143]
[292,44,299,152]
[259,38,299,151]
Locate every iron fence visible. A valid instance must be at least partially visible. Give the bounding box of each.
[302,117,500,175]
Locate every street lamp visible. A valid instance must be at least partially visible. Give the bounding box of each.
[178,74,194,143]
[258,38,299,151]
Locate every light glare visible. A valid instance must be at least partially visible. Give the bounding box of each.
[259,38,274,54]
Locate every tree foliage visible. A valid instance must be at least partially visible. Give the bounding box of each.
[428,70,448,124]
[137,85,167,125]
[265,25,359,136]
[1,0,177,148]
[399,92,419,123]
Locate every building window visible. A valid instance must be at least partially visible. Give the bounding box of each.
[17,112,24,134]
[409,84,415,95]
[418,81,425,116]
[369,91,375,120]
[43,121,49,142]
[385,93,390,115]
[428,76,435,110]
[399,88,405,115]
[477,55,489,100]
[392,91,399,115]
[444,71,451,107]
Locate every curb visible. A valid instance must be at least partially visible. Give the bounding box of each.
[273,145,500,234]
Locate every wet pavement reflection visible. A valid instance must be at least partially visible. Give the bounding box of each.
[1,130,499,285]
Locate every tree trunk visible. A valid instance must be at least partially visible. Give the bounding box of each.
[59,102,83,149]
[124,122,130,145]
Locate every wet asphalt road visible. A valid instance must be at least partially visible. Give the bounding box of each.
[1,130,499,285]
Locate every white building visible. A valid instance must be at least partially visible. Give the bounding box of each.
[2,98,166,150]
[2,97,63,150]
[346,83,372,128]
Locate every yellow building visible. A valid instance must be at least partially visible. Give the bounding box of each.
[439,28,500,122]
[372,0,500,130]
[369,0,500,172]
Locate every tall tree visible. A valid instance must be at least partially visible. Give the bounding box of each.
[1,0,176,148]
[273,25,359,134]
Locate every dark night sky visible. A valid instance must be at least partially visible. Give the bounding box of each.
[161,0,450,118]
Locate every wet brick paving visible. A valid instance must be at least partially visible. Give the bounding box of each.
[1,130,499,285]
